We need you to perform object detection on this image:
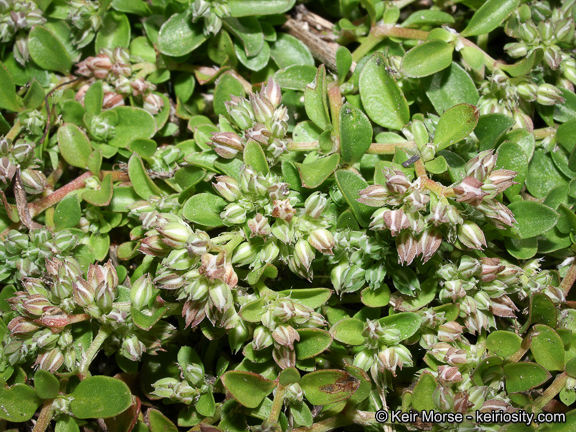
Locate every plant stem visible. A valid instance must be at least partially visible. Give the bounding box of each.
[79,325,111,380]
[533,127,556,140]
[561,258,576,297]
[287,141,320,152]
[509,330,533,363]
[328,83,343,139]
[6,120,22,141]
[268,385,286,431]
[32,401,54,432]
[366,141,416,154]
[533,372,568,411]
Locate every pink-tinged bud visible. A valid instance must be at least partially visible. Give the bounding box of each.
[377,347,400,376]
[438,321,463,342]
[21,169,47,195]
[247,213,271,237]
[95,284,114,314]
[385,170,412,195]
[23,295,50,316]
[253,326,274,350]
[273,344,296,369]
[444,347,467,365]
[122,335,146,361]
[143,93,164,115]
[404,190,430,211]
[488,169,517,189]
[396,230,418,265]
[489,295,518,318]
[272,199,295,222]
[453,176,486,206]
[73,279,95,307]
[477,199,516,228]
[272,325,300,349]
[40,310,70,328]
[440,280,466,302]
[213,175,241,201]
[545,285,565,303]
[36,349,64,373]
[304,192,329,219]
[130,77,150,96]
[437,365,462,384]
[457,221,486,250]
[433,386,454,411]
[92,53,113,70]
[417,228,442,263]
[140,235,171,257]
[130,274,156,309]
[246,124,271,145]
[382,209,410,236]
[295,239,315,271]
[261,78,282,108]
[357,184,389,207]
[187,230,210,256]
[479,257,504,282]
[459,296,477,316]
[182,299,206,328]
[111,62,131,77]
[308,229,335,255]
[103,92,124,109]
[466,150,496,181]
[273,300,296,322]
[251,94,275,124]
[210,132,244,159]
[76,61,93,77]
[158,222,192,249]
[454,392,473,414]
[8,316,41,334]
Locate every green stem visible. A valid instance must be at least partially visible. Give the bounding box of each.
[509,330,533,363]
[31,401,54,432]
[79,325,112,380]
[533,372,568,411]
[533,127,556,140]
[6,120,22,141]
[287,141,320,152]
[268,385,286,430]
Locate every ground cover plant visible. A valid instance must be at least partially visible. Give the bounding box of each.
[1,0,576,431]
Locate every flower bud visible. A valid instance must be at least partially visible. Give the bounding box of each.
[121,335,146,361]
[260,240,280,263]
[247,213,271,237]
[73,279,95,307]
[458,221,487,250]
[213,175,241,201]
[209,282,232,312]
[221,203,247,225]
[505,42,528,58]
[210,132,244,159]
[261,78,282,108]
[308,229,335,255]
[232,242,259,266]
[158,222,192,249]
[272,324,300,349]
[143,93,164,116]
[304,192,329,219]
[228,319,248,354]
[433,386,454,411]
[437,365,462,384]
[250,94,275,124]
[36,349,64,373]
[130,274,156,309]
[396,230,418,266]
[252,326,274,350]
[517,81,538,101]
[438,321,463,342]
[95,284,114,314]
[294,239,315,271]
[354,349,376,371]
[537,83,565,105]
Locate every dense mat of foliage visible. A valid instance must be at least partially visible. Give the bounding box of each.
[1,0,576,431]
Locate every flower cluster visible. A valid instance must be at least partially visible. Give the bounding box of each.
[0,136,46,194]
[0,0,44,65]
[189,0,231,36]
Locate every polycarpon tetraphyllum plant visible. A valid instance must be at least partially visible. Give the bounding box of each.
[1,0,576,431]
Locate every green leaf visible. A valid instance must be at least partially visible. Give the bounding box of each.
[196,391,216,417]
[70,376,132,419]
[54,195,81,231]
[520,293,557,333]
[295,328,333,360]
[335,169,374,227]
[183,193,227,227]
[402,40,454,78]
[55,416,81,432]
[526,150,567,198]
[411,372,437,411]
[304,65,331,130]
[277,288,332,309]
[147,408,178,432]
[496,141,528,200]
[244,141,269,174]
[224,17,263,57]
[461,0,520,37]
[567,357,576,378]
[270,34,314,68]
[296,154,340,188]
[503,362,551,393]
[158,12,206,57]
[274,65,317,91]
[361,284,391,308]
[239,297,267,322]
[300,370,360,405]
[508,201,559,239]
[336,46,352,84]
[475,113,515,151]
[505,237,538,260]
[0,61,22,112]
[228,0,296,16]
[340,102,373,164]
[423,63,479,114]
[530,324,565,371]
[379,312,422,341]
[214,73,245,116]
[108,106,157,148]
[234,40,270,72]
[433,104,479,151]
[128,153,164,199]
[112,0,151,16]
[28,26,72,74]
[403,10,455,27]
[34,370,60,400]
[424,156,448,174]
[95,11,131,51]
[279,368,300,386]
[557,119,576,152]
[132,306,168,331]
[0,382,41,421]
[84,81,103,116]
[129,139,157,158]
[330,318,365,345]
[221,371,275,408]
[359,53,410,130]
[82,174,113,206]
[23,79,45,110]
[486,331,522,358]
[58,123,93,168]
